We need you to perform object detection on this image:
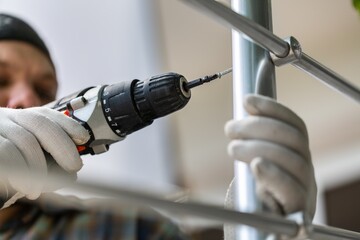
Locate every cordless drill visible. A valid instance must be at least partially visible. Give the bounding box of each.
[47,69,231,155]
[0,69,232,208]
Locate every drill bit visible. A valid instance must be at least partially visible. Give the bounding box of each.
[185,68,232,90]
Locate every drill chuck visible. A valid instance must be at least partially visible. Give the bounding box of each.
[101,72,191,137]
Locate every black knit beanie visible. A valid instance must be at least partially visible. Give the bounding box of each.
[0,13,54,68]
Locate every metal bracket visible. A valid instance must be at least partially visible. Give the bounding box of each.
[270,36,301,67]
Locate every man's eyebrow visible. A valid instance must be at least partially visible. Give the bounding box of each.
[37,72,56,82]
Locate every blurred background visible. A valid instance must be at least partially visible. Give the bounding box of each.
[0,0,359,237]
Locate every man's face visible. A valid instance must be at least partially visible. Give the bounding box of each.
[0,41,57,108]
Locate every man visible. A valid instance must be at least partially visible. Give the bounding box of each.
[0,13,317,239]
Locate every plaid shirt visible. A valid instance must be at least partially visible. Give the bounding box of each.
[0,193,189,240]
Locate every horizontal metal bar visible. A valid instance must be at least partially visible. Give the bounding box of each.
[179,0,360,103]
[293,52,360,103]
[312,225,360,240]
[1,163,360,239]
[0,161,298,236]
[180,0,289,57]
[70,180,360,239]
[74,180,299,237]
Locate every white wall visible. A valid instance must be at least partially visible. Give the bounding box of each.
[0,0,179,193]
[313,140,360,224]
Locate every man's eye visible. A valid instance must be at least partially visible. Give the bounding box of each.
[0,78,10,88]
[34,86,56,103]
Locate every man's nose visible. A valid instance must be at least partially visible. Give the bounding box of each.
[7,82,41,108]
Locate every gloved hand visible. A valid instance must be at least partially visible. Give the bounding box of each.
[224,94,317,220]
[0,107,90,208]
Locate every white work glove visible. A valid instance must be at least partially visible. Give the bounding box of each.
[224,94,317,220]
[0,107,90,208]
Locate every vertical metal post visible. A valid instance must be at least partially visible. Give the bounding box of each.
[231,0,276,239]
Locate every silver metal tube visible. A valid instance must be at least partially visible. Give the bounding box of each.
[53,180,360,239]
[71,180,360,239]
[231,0,276,239]
[312,225,360,240]
[75,181,299,236]
[180,0,289,57]
[2,160,360,239]
[293,52,360,103]
[73,181,360,239]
